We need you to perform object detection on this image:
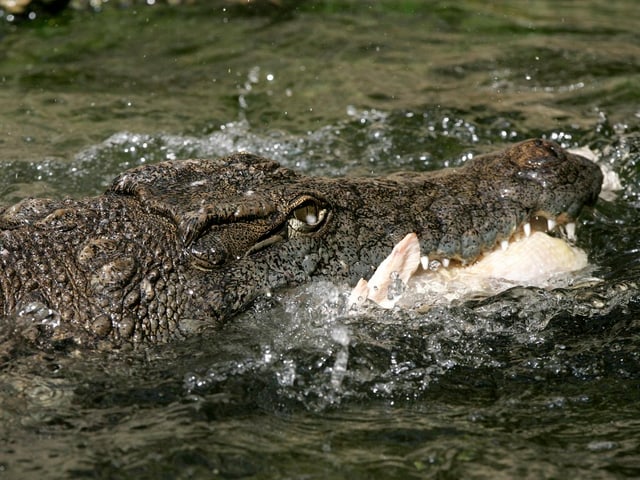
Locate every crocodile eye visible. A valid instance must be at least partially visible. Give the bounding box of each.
[288,198,328,235]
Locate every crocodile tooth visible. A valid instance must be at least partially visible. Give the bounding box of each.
[566,222,576,241]
[547,218,556,231]
[500,239,509,251]
[442,258,450,268]
[420,255,430,270]
[523,222,532,237]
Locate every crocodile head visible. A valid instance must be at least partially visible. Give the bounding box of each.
[0,138,602,345]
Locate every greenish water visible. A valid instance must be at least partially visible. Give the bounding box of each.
[1,1,640,478]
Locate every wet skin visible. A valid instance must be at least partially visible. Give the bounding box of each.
[0,139,602,346]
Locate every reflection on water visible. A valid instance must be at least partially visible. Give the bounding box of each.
[1,1,640,478]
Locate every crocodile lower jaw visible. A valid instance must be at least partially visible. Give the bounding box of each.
[349,231,588,309]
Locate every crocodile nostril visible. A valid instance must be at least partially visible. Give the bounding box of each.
[548,143,562,159]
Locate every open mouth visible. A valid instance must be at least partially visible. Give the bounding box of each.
[425,213,578,271]
[349,213,587,310]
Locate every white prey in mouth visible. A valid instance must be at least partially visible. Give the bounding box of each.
[349,227,589,310]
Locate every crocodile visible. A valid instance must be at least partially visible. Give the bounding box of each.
[0,139,602,347]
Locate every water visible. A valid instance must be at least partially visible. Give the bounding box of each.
[1,1,640,478]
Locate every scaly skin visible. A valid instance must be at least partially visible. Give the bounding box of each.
[0,139,602,346]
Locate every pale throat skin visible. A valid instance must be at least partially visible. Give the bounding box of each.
[0,139,603,347]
